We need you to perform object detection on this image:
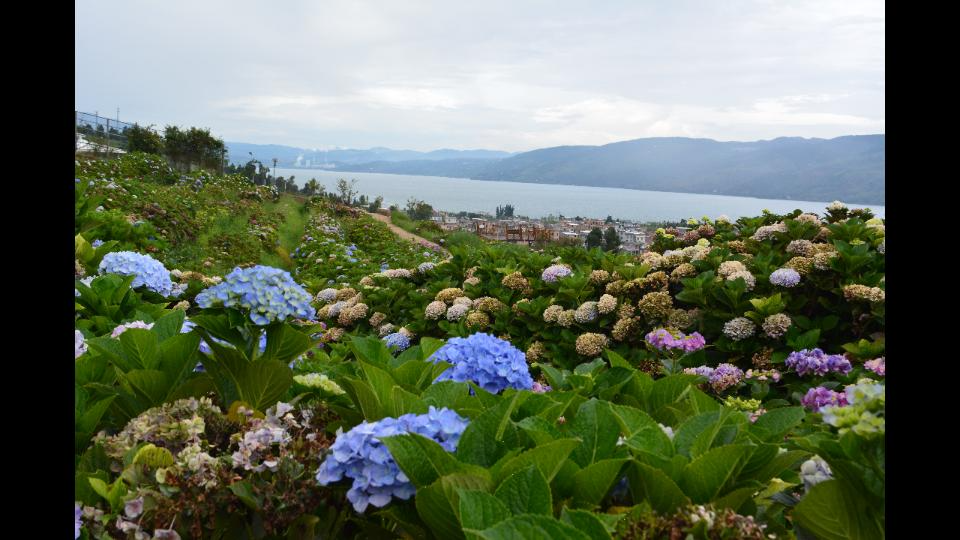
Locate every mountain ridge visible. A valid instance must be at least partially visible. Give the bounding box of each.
[228,135,885,205]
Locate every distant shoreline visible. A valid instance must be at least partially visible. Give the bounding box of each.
[275,167,886,208]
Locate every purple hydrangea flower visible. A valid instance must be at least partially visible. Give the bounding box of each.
[801,386,849,412]
[769,268,801,287]
[709,363,744,392]
[645,328,707,353]
[541,264,573,283]
[531,381,551,393]
[685,364,743,392]
[684,365,715,378]
[316,407,469,512]
[75,503,82,539]
[429,333,534,393]
[864,357,885,376]
[785,349,852,377]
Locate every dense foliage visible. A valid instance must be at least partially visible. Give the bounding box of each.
[75,157,884,539]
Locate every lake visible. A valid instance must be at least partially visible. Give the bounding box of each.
[274,168,885,222]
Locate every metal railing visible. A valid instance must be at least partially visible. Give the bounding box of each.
[75,110,158,157]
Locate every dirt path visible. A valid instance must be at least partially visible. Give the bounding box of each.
[364,211,446,253]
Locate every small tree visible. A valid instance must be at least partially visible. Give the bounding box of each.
[368,195,384,212]
[495,204,516,218]
[126,124,164,154]
[336,178,359,204]
[302,178,321,196]
[605,215,614,224]
[405,197,434,220]
[603,227,621,253]
[586,228,604,250]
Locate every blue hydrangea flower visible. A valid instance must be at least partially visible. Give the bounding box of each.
[316,407,469,512]
[383,332,410,352]
[98,251,176,296]
[418,262,435,273]
[195,266,316,325]
[91,239,104,248]
[429,333,534,393]
[770,268,801,287]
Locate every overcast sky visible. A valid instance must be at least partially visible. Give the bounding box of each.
[76,0,883,152]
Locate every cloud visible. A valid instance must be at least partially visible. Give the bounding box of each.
[76,0,884,151]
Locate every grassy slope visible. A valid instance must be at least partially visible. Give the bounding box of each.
[389,210,445,243]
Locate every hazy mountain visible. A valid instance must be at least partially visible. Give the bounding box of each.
[331,135,885,205]
[225,142,512,167]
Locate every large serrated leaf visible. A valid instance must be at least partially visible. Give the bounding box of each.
[572,458,629,507]
[119,328,160,370]
[609,403,673,457]
[457,392,524,467]
[494,465,552,516]
[458,490,511,533]
[422,380,472,409]
[418,473,492,540]
[648,374,700,414]
[679,444,755,503]
[76,395,115,436]
[348,334,393,364]
[151,309,185,342]
[341,378,382,420]
[493,438,581,485]
[390,386,428,416]
[158,332,201,383]
[792,479,883,540]
[189,313,245,346]
[85,336,131,370]
[560,508,613,540]
[263,323,313,363]
[420,337,446,361]
[121,369,169,405]
[473,514,592,540]
[516,416,562,445]
[359,360,400,408]
[627,461,690,514]
[568,399,620,467]
[749,406,805,442]
[381,433,472,489]
[238,359,292,412]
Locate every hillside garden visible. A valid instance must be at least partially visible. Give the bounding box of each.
[75,153,885,539]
